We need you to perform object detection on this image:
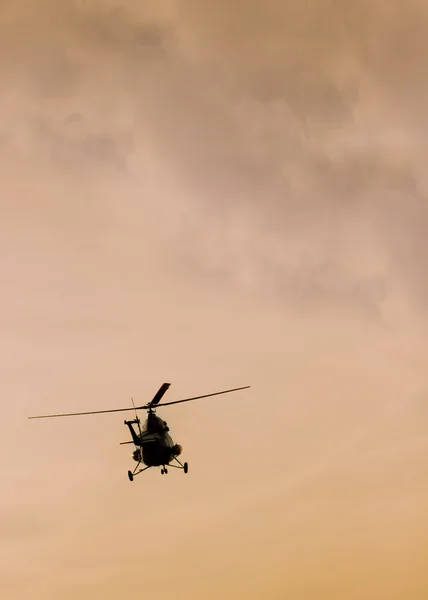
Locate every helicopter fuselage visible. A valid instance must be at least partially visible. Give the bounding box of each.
[125,412,182,468]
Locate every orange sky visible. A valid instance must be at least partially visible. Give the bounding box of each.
[1,1,428,598]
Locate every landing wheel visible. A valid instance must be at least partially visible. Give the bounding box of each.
[161,469,165,475]
[164,468,168,474]
[183,462,188,474]
[128,470,134,482]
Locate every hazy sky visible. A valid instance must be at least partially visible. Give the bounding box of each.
[2,1,428,598]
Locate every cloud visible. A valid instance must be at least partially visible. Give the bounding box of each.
[2,0,428,323]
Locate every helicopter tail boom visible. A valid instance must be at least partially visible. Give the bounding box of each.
[124,419,142,446]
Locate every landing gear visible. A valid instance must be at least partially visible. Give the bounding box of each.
[170,456,188,473]
[127,459,188,481]
[127,464,150,481]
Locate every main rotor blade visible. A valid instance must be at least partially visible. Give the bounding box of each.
[149,385,251,409]
[149,382,171,407]
[28,385,251,419]
[28,406,138,419]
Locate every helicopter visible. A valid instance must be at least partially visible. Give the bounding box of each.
[28,383,250,482]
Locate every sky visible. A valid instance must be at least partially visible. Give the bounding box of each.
[1,1,428,598]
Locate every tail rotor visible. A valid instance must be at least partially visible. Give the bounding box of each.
[131,397,143,462]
